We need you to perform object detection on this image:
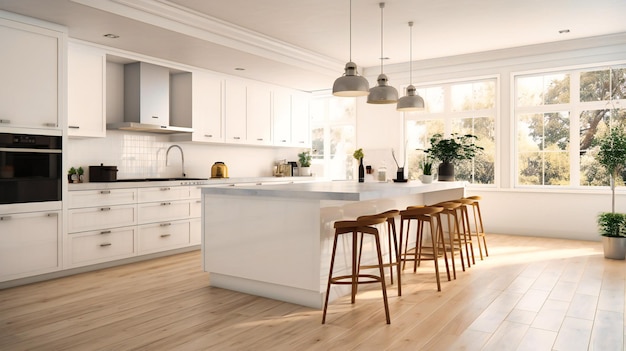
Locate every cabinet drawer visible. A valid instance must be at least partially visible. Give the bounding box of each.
[68,204,137,233]
[68,188,137,208]
[138,200,190,224]
[69,227,135,266]
[190,199,202,218]
[0,211,60,279]
[189,186,202,199]
[190,218,201,245]
[138,221,190,253]
[138,186,189,203]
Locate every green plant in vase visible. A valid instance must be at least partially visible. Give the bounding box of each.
[298,151,312,176]
[425,133,483,181]
[353,148,364,182]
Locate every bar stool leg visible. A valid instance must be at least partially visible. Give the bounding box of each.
[373,228,391,324]
[322,228,341,324]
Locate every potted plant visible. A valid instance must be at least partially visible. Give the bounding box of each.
[353,148,364,183]
[68,167,78,183]
[298,151,312,176]
[420,158,434,184]
[596,126,626,259]
[77,166,84,183]
[424,133,483,181]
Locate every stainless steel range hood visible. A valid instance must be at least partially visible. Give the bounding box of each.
[107,61,193,134]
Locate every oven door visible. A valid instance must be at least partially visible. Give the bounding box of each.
[0,134,62,205]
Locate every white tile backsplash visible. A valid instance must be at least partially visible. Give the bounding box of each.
[67,130,301,180]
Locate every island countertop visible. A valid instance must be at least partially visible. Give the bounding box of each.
[201,180,467,201]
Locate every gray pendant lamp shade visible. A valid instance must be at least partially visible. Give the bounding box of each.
[367,2,398,104]
[397,21,425,111]
[333,0,369,97]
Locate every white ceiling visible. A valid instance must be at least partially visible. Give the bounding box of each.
[2,0,626,92]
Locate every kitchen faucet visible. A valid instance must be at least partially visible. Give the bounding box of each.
[166,144,185,177]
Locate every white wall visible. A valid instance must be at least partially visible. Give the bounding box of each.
[356,33,626,241]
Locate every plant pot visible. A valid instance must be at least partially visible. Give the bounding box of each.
[602,236,626,260]
[420,174,433,184]
[438,161,455,181]
[299,167,310,176]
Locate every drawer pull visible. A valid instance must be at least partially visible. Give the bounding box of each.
[161,202,171,206]
[160,223,172,227]
[68,125,80,129]
[0,216,11,221]
[204,134,213,138]
[100,243,112,247]
[99,230,112,235]
[0,119,10,124]
[196,200,202,203]
[257,138,264,141]
[46,213,58,217]
[160,234,171,238]
[233,136,241,140]
[160,187,171,191]
[100,190,111,194]
[44,122,57,127]
[100,207,111,211]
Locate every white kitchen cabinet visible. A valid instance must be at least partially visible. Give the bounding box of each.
[68,204,137,233]
[138,221,190,254]
[0,210,60,281]
[246,83,272,145]
[68,42,106,138]
[68,227,135,266]
[273,89,292,146]
[224,79,247,143]
[138,186,189,203]
[170,71,224,143]
[291,92,311,147]
[190,218,201,245]
[0,16,61,129]
[68,188,137,208]
[138,200,190,224]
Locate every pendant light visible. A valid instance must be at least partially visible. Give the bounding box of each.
[397,21,425,111]
[333,0,370,97]
[367,2,398,104]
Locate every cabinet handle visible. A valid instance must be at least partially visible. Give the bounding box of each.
[100,207,111,211]
[257,138,264,141]
[44,123,57,127]
[160,187,171,191]
[160,223,172,227]
[46,213,58,217]
[160,234,171,238]
[204,134,213,138]
[99,230,112,235]
[281,140,287,143]
[100,243,112,247]
[68,125,80,129]
[160,202,171,206]
[152,116,159,119]
[0,216,11,221]
[196,200,202,203]
[0,119,10,124]
[233,136,241,140]
[100,190,111,194]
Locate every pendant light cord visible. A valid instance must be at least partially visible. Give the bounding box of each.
[379,3,384,75]
[349,0,352,62]
[408,21,414,85]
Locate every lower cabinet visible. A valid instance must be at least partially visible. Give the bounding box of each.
[0,210,61,281]
[68,226,135,266]
[138,221,190,254]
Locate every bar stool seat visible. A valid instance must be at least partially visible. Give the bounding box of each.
[322,215,391,324]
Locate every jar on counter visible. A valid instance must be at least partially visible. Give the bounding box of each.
[377,167,387,182]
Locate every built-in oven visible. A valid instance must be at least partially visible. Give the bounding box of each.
[0,132,62,204]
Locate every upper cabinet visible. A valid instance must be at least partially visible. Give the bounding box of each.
[273,89,311,147]
[223,79,247,143]
[68,42,106,138]
[171,71,223,143]
[0,16,62,130]
[246,83,272,145]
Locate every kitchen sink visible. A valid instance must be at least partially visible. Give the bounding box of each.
[116,177,208,182]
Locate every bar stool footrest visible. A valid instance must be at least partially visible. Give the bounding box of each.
[330,274,384,285]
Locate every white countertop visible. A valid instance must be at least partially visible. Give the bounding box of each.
[201,180,467,201]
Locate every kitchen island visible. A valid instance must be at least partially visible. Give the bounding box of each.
[201,180,465,308]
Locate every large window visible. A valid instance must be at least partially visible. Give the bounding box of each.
[406,78,497,184]
[310,96,357,180]
[514,65,626,187]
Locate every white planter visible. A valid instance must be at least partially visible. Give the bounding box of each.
[420,174,433,184]
[298,167,310,176]
[602,236,626,260]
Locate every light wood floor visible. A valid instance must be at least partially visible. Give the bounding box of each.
[1,234,624,351]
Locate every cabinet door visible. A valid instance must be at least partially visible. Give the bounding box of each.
[0,211,60,280]
[68,188,137,209]
[68,42,106,137]
[138,200,191,224]
[0,18,59,129]
[291,92,311,147]
[137,186,189,203]
[246,84,272,145]
[68,204,137,233]
[273,90,291,146]
[223,79,247,143]
[68,226,135,267]
[138,221,190,254]
[193,72,223,142]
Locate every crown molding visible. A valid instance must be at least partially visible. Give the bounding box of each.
[71,0,343,76]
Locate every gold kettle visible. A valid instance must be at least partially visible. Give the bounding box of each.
[211,162,228,178]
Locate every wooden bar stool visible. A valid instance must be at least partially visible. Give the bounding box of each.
[431,201,469,278]
[399,206,451,292]
[357,210,402,296]
[453,198,477,265]
[466,195,488,259]
[322,215,391,324]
